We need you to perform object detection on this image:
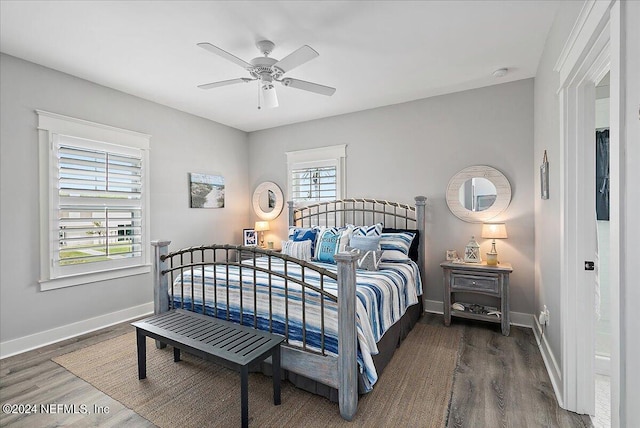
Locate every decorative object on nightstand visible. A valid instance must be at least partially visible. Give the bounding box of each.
[254,221,270,248]
[243,228,257,246]
[481,223,508,266]
[440,261,513,336]
[446,249,458,261]
[463,236,481,263]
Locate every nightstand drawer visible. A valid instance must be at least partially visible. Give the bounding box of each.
[451,273,499,293]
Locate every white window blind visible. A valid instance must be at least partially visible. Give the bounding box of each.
[286,144,346,204]
[37,110,151,290]
[290,165,337,202]
[56,138,143,267]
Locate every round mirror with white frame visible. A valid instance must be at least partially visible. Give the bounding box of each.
[252,181,284,221]
[446,165,511,223]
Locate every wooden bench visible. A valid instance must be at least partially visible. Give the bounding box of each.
[132,309,284,428]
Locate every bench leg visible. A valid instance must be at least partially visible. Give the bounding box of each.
[272,344,281,405]
[136,329,146,380]
[241,365,249,428]
[174,347,181,362]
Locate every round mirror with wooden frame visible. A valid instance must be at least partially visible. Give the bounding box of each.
[252,181,284,221]
[446,165,511,223]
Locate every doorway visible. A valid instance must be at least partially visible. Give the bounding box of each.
[554,0,620,423]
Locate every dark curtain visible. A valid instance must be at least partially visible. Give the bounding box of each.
[596,128,609,221]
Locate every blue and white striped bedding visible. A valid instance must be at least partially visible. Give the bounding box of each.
[170,257,422,392]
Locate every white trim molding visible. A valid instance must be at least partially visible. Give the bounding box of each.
[533,315,564,408]
[0,302,153,359]
[554,0,615,87]
[36,110,152,290]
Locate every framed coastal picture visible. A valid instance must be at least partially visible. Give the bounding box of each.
[243,229,257,246]
[189,173,225,208]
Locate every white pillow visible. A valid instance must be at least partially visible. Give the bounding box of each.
[281,240,312,262]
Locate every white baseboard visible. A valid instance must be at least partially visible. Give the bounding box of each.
[0,302,153,359]
[533,315,564,408]
[424,299,534,329]
[424,299,444,314]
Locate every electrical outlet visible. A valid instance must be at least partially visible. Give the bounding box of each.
[538,305,550,326]
[544,306,550,326]
[538,311,546,326]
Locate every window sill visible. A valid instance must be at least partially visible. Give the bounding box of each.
[39,264,151,291]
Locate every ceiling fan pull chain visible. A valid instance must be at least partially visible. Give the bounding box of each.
[257,83,262,110]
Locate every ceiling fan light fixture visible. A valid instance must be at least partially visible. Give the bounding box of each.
[261,83,279,109]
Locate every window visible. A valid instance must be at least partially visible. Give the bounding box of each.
[286,144,346,204]
[37,111,151,290]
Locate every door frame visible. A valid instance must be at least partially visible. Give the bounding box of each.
[554,0,620,422]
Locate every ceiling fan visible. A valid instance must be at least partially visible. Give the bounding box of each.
[197,40,336,109]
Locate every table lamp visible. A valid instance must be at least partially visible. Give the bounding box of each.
[254,221,270,248]
[481,223,507,266]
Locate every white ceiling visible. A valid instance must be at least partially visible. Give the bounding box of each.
[0,1,559,132]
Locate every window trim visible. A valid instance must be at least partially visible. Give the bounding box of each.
[286,144,346,205]
[37,110,151,291]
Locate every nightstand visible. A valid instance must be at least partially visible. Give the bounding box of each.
[237,248,280,262]
[440,261,513,336]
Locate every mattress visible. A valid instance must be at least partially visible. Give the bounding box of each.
[170,256,422,392]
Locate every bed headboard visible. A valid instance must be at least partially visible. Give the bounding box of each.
[287,196,427,282]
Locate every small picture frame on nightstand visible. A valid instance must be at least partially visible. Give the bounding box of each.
[242,228,257,247]
[446,250,458,261]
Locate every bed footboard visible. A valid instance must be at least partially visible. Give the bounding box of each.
[150,241,360,420]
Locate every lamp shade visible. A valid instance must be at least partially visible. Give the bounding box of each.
[254,221,270,232]
[481,223,507,239]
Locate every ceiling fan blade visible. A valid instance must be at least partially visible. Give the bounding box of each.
[281,78,336,96]
[197,42,253,69]
[273,45,318,73]
[198,78,254,90]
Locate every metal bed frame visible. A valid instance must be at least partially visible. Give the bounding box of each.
[151,196,426,420]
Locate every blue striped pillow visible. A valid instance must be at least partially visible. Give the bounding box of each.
[380,231,416,255]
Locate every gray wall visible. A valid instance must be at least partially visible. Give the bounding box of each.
[248,79,536,315]
[532,0,584,370]
[0,54,250,344]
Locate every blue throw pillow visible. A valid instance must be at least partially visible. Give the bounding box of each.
[314,227,351,264]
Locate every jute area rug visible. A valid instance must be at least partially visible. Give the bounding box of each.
[54,321,461,428]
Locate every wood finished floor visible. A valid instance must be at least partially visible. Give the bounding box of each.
[0,314,592,427]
